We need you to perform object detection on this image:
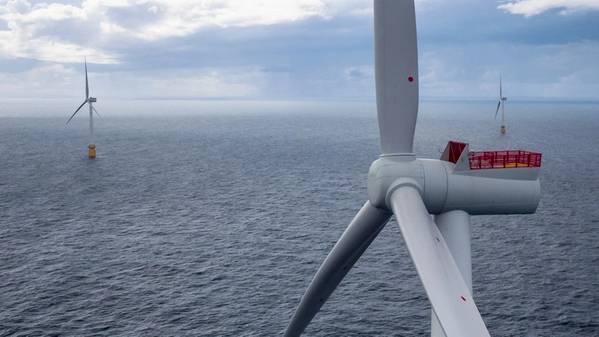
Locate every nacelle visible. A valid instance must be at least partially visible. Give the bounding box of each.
[367,156,541,216]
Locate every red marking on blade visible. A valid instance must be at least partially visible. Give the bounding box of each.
[460,295,467,302]
[408,76,414,82]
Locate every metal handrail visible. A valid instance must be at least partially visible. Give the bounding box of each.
[468,150,542,169]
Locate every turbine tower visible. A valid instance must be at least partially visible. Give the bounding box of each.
[67,58,100,159]
[283,1,542,337]
[495,75,508,134]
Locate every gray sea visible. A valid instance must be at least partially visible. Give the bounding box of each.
[1,100,598,336]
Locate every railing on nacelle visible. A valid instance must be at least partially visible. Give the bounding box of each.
[442,140,542,170]
[469,150,542,170]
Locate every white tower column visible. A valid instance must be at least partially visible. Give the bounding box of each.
[501,99,506,134]
[89,102,94,144]
[431,210,472,337]
[87,101,96,159]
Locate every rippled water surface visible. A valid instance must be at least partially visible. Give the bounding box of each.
[1,101,598,336]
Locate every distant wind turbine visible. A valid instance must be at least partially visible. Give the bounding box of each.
[67,58,100,159]
[495,75,507,134]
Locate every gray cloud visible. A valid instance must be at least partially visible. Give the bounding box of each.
[0,0,598,103]
[499,0,599,17]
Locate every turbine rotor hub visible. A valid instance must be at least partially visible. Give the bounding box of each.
[368,156,426,210]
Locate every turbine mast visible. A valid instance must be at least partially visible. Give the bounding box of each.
[85,57,96,159]
[500,75,507,135]
[66,57,98,159]
[89,99,94,144]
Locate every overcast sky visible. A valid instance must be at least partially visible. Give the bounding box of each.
[1,0,598,101]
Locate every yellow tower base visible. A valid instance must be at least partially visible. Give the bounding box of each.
[500,125,506,135]
[88,144,96,159]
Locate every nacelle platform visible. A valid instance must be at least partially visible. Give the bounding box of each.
[443,141,542,170]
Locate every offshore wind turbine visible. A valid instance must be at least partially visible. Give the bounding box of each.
[67,58,99,159]
[495,75,508,134]
[284,1,542,337]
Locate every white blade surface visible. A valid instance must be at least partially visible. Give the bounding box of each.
[374,0,419,155]
[92,106,101,119]
[388,186,490,337]
[432,210,473,337]
[66,100,87,124]
[85,58,89,100]
[495,100,501,119]
[284,201,391,337]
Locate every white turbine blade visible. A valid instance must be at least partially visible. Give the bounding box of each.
[499,75,502,99]
[375,0,419,155]
[495,100,501,119]
[388,186,490,337]
[85,57,89,100]
[284,201,391,337]
[432,210,472,337]
[92,106,101,119]
[66,100,88,124]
